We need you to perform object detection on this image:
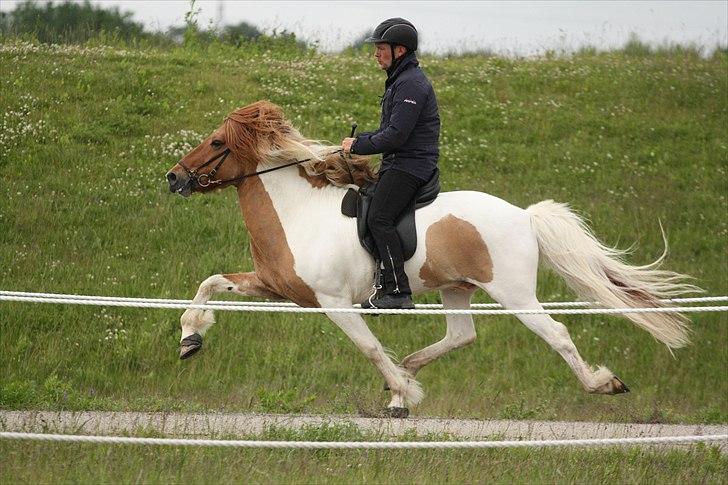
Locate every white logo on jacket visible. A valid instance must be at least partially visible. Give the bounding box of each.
[403,99,417,105]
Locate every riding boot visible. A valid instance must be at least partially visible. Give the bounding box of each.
[361,245,414,310]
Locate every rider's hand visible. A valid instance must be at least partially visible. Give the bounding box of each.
[341,137,356,153]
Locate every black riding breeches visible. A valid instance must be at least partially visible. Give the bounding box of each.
[367,169,425,295]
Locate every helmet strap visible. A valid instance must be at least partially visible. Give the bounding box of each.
[387,44,406,77]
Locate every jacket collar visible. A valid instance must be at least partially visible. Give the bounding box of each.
[385,51,418,86]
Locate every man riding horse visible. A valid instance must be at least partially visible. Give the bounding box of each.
[166,19,694,415]
[342,18,441,310]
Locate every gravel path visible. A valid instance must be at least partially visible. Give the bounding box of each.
[1,410,725,451]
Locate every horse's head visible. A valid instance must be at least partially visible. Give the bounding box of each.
[166,100,291,197]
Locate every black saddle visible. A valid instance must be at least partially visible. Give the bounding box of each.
[341,171,440,261]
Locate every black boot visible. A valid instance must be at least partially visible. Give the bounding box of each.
[363,293,415,310]
[361,252,414,310]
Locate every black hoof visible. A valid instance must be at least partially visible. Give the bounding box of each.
[385,406,409,419]
[613,375,630,393]
[383,381,390,391]
[179,333,203,360]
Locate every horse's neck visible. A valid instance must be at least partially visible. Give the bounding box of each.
[236,165,344,246]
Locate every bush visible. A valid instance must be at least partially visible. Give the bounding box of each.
[1,0,147,44]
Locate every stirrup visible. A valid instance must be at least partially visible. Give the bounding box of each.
[361,261,384,310]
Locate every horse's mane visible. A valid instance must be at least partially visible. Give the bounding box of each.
[223,100,377,187]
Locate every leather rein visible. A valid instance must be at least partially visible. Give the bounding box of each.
[178,147,344,189]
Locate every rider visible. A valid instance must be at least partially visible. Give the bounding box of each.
[342,18,441,310]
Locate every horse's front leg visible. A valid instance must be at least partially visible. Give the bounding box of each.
[321,296,423,418]
[179,272,283,359]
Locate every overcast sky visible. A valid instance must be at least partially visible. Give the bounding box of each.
[2,1,726,55]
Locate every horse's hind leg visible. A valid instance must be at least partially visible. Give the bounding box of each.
[399,286,477,376]
[491,292,629,394]
[179,272,282,359]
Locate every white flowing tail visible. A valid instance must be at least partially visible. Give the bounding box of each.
[526,200,699,349]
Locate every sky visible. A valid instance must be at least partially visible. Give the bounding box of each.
[2,0,726,56]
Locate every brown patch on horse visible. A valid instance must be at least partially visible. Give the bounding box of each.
[236,176,320,308]
[419,215,493,289]
[222,272,286,300]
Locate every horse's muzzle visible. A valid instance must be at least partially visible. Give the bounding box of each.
[166,168,192,197]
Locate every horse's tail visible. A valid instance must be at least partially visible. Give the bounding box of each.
[526,200,699,350]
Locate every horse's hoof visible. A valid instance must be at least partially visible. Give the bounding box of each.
[611,375,630,394]
[385,406,409,419]
[383,381,390,391]
[179,333,203,360]
[591,374,631,395]
[594,375,630,394]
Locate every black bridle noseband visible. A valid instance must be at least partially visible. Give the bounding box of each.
[178,147,232,188]
[177,147,345,190]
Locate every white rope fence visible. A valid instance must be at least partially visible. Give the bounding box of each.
[1,431,725,449]
[2,291,726,308]
[1,291,727,315]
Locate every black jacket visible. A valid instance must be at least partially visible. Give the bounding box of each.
[351,52,440,181]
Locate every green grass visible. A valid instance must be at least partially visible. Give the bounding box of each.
[3,444,726,484]
[0,37,726,428]
[2,424,726,484]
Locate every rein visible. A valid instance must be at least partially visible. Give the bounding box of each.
[179,148,344,189]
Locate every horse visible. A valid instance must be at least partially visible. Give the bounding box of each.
[165,100,696,417]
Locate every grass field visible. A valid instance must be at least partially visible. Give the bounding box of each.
[0,36,726,481]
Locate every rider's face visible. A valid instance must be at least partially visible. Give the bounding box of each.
[374,42,391,70]
[374,43,406,70]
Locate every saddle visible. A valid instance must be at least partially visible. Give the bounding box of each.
[340,171,440,261]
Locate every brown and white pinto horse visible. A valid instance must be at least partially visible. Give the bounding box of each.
[166,101,695,416]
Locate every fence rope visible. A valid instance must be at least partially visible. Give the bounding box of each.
[1,292,727,315]
[0,431,725,449]
[1,290,726,309]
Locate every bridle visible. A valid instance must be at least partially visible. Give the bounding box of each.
[178,148,232,188]
[177,147,345,190]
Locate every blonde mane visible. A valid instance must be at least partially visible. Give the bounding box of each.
[224,101,378,187]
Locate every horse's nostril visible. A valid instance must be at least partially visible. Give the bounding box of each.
[166,172,177,185]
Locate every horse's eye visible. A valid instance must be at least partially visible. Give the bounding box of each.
[211,140,223,149]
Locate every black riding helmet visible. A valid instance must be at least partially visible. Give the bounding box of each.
[364,18,418,52]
